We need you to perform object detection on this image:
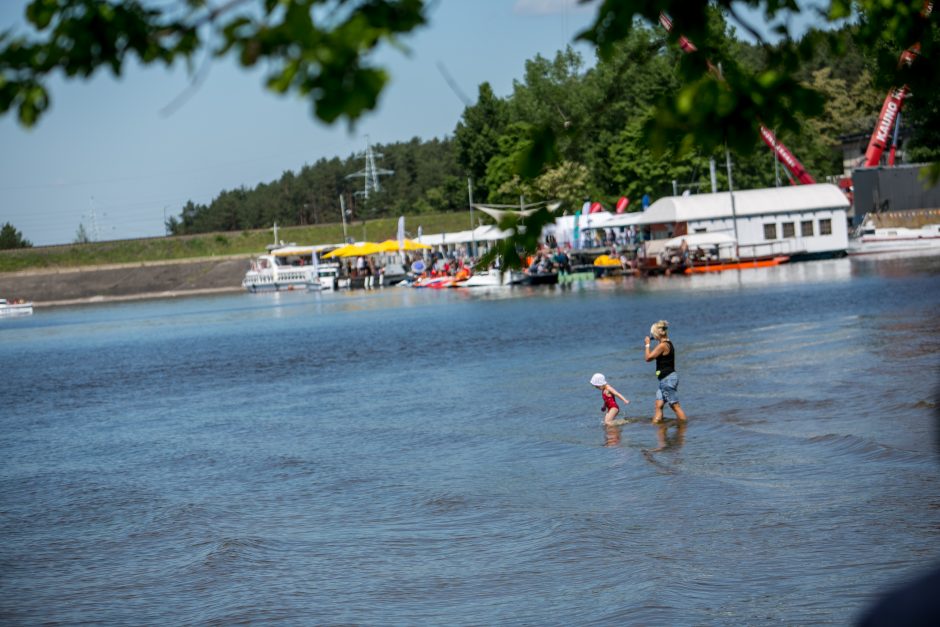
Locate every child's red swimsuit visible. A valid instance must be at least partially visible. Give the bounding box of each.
[602,389,619,411]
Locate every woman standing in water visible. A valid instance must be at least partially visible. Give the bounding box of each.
[643,320,688,424]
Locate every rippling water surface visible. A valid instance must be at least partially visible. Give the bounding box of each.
[2,256,939,624]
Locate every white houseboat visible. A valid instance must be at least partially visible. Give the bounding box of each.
[242,245,339,293]
[592,183,850,270]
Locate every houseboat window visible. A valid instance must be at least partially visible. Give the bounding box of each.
[819,219,832,235]
[694,228,707,233]
[763,223,777,240]
[801,220,814,237]
[782,222,795,238]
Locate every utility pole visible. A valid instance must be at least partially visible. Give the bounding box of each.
[468,177,476,258]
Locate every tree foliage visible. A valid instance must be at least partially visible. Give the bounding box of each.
[166,137,463,235]
[0,222,33,249]
[1,0,426,127]
[73,223,91,244]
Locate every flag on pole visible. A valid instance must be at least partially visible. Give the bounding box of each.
[573,210,582,250]
[397,216,405,254]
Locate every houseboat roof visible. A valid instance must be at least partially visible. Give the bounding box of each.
[603,183,849,227]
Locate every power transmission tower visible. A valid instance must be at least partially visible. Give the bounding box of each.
[346,137,393,199]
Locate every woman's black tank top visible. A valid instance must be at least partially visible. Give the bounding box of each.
[655,341,675,380]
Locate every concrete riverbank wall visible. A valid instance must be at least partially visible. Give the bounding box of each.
[0,256,251,307]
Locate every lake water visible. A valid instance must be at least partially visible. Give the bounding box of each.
[2,255,939,625]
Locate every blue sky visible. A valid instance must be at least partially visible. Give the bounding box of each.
[0,1,816,246]
[0,0,602,245]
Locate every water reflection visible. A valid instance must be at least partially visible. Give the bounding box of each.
[651,420,687,452]
[642,421,687,471]
[604,423,622,447]
[850,253,940,277]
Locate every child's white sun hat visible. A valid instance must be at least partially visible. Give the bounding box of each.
[590,373,606,386]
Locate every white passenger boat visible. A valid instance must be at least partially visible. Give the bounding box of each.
[0,298,33,317]
[455,269,518,287]
[242,245,339,293]
[847,221,940,256]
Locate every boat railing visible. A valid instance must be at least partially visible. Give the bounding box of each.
[738,240,802,259]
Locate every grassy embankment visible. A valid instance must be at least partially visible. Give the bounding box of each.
[0,212,478,273]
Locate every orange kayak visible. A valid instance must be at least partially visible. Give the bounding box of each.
[684,256,790,274]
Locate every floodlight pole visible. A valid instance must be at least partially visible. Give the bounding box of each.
[725,144,740,259]
[468,177,476,258]
[339,194,349,243]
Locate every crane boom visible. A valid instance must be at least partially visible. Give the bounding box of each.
[659,13,815,184]
[863,1,934,167]
[758,127,816,185]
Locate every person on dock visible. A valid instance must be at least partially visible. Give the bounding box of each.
[643,320,688,424]
[590,373,630,426]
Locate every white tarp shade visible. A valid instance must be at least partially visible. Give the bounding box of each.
[417,225,513,247]
[271,244,339,256]
[472,201,561,223]
[583,212,643,229]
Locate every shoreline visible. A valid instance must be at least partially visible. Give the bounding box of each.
[0,257,250,307]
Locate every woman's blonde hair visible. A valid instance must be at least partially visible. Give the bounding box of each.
[650,320,669,340]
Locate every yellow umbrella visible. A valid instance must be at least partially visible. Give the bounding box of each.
[593,254,622,267]
[321,245,350,259]
[376,238,431,252]
[322,241,383,258]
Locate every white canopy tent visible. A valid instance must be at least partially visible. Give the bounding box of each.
[416,225,513,249]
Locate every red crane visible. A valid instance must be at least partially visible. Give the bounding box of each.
[863,1,935,167]
[658,13,816,184]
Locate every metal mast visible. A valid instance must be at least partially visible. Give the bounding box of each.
[346,137,393,199]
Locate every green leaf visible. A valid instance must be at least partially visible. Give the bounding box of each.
[515,125,557,179]
[828,0,852,20]
[25,0,56,30]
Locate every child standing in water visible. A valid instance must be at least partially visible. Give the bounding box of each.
[590,373,630,425]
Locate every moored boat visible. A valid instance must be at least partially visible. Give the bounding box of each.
[242,245,337,293]
[411,275,458,289]
[638,232,790,275]
[0,298,33,317]
[520,270,559,285]
[847,221,940,256]
[684,256,790,273]
[454,269,518,287]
